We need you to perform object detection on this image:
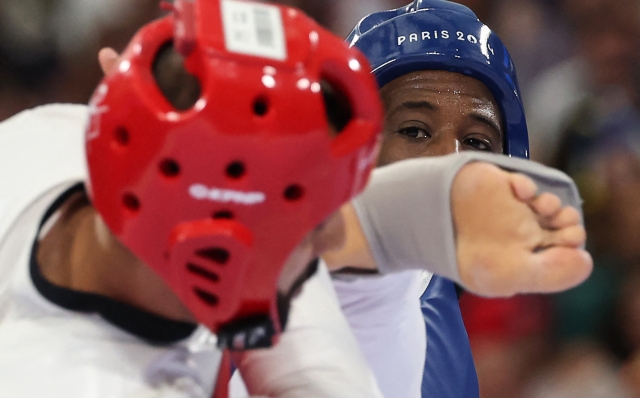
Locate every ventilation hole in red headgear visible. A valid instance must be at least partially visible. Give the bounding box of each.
[253,96,269,117]
[114,126,130,146]
[226,161,246,179]
[153,42,201,111]
[196,248,230,265]
[284,185,304,202]
[159,158,181,178]
[212,210,234,220]
[193,288,219,306]
[320,78,353,136]
[187,263,220,283]
[122,193,141,212]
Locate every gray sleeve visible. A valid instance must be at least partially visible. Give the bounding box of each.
[351,152,583,283]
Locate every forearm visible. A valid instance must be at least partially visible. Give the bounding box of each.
[233,261,383,398]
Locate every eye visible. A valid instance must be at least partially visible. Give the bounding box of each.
[463,137,493,152]
[398,126,430,139]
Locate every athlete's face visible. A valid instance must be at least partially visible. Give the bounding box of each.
[377,70,504,166]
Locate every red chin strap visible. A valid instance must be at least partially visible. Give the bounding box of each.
[86,0,382,349]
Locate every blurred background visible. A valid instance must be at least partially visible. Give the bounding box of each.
[2,0,640,396]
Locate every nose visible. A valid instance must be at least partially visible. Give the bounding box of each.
[311,211,346,256]
[426,134,461,156]
[277,211,345,294]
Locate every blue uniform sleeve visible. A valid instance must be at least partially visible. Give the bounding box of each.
[420,275,479,398]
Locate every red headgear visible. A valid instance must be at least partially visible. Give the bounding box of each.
[85,0,381,349]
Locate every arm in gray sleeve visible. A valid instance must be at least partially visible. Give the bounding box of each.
[351,152,583,283]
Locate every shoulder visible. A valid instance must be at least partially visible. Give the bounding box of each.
[0,104,89,237]
[0,312,168,397]
[0,104,89,136]
[0,313,220,397]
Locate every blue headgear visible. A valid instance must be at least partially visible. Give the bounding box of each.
[347,0,529,158]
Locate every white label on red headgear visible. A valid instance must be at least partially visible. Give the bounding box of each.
[221,0,287,61]
[189,184,266,205]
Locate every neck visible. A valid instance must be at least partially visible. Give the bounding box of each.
[37,192,195,323]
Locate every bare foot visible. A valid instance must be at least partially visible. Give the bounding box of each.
[453,162,592,297]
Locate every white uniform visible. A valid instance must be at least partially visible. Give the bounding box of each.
[0,105,383,398]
